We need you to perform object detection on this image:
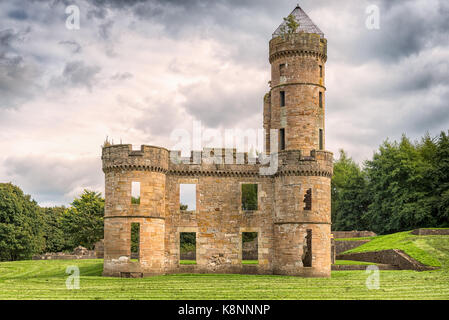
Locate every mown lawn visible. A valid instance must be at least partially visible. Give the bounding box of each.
[0,234,448,300]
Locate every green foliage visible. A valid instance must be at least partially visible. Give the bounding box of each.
[131,196,140,205]
[60,190,104,250]
[332,131,449,234]
[279,14,299,35]
[40,206,70,253]
[332,150,370,231]
[242,184,258,211]
[180,232,196,253]
[180,203,188,211]
[0,183,45,261]
[242,232,258,243]
[131,223,140,254]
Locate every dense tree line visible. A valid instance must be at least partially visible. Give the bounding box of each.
[0,185,104,261]
[332,131,449,234]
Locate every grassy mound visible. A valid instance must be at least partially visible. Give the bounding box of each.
[342,230,449,267]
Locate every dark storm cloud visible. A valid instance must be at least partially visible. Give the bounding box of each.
[7,9,28,21]
[0,28,40,109]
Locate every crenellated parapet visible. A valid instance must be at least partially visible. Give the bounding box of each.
[269,33,327,64]
[102,145,332,178]
[102,144,169,173]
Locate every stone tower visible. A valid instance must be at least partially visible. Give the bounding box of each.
[266,6,332,277]
[101,5,333,278]
[264,5,327,155]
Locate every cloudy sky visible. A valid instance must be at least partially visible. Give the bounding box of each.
[1,0,448,206]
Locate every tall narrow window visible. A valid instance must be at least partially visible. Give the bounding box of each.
[304,188,312,211]
[280,91,285,107]
[319,92,323,108]
[131,181,140,204]
[280,128,285,151]
[302,229,312,267]
[242,184,258,211]
[279,63,286,76]
[131,222,140,261]
[319,129,323,150]
[319,65,323,78]
[242,232,258,264]
[180,184,196,211]
[180,232,196,265]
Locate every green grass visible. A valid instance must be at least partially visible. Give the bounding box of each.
[0,233,449,300]
[333,260,378,266]
[179,260,196,265]
[342,231,444,267]
[242,260,258,265]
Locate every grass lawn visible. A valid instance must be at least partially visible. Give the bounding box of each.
[242,260,258,265]
[0,233,448,300]
[179,260,196,265]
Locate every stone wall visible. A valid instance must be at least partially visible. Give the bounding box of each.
[411,229,449,236]
[337,249,437,271]
[331,231,376,239]
[335,240,371,254]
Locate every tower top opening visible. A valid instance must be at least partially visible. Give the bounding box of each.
[272,5,324,39]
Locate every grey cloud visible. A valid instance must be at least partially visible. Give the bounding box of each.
[0,28,40,109]
[111,72,133,80]
[53,60,101,91]
[3,155,103,205]
[59,40,82,53]
[7,9,28,21]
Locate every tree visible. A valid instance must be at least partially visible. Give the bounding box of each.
[40,206,70,252]
[0,183,45,261]
[61,190,104,250]
[331,150,369,231]
[280,14,300,35]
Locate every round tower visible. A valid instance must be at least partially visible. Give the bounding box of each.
[102,144,168,277]
[267,6,333,277]
[264,5,327,155]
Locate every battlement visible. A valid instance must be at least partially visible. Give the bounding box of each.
[102,144,170,173]
[102,144,332,177]
[269,33,327,63]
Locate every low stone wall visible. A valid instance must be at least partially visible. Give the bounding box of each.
[332,231,376,239]
[180,251,196,260]
[332,264,400,271]
[411,229,449,236]
[337,249,437,271]
[32,253,97,260]
[335,240,371,254]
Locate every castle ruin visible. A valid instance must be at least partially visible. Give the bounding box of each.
[102,6,333,278]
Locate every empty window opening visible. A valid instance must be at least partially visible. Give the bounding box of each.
[319,65,323,78]
[302,229,312,267]
[280,91,286,107]
[319,129,324,150]
[304,188,312,211]
[279,63,286,76]
[242,232,258,264]
[280,128,285,151]
[180,232,196,265]
[319,92,323,108]
[242,184,258,211]
[180,184,196,211]
[131,181,140,204]
[131,222,140,262]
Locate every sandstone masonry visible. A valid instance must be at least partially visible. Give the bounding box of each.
[102,6,333,278]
